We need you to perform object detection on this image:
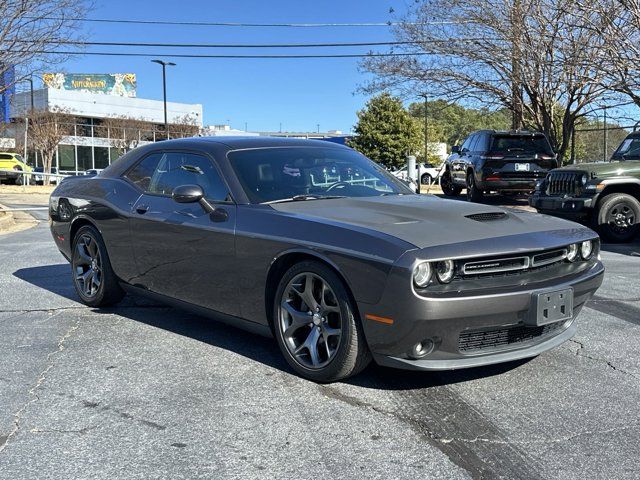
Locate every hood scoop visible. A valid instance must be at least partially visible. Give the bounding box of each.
[465,212,507,222]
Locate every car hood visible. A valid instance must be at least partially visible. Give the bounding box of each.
[270,194,583,249]
[555,160,640,178]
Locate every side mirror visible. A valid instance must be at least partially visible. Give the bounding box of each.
[172,184,215,214]
[451,145,460,154]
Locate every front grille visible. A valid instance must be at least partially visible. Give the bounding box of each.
[547,171,582,196]
[465,212,507,222]
[458,321,566,353]
[463,256,529,275]
[531,248,567,267]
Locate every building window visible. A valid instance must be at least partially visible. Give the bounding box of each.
[110,148,122,162]
[77,145,92,171]
[58,145,75,170]
[94,147,109,169]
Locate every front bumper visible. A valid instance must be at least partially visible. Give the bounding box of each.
[360,261,604,371]
[529,193,596,215]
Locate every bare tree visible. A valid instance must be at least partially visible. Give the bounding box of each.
[28,108,75,184]
[96,116,153,155]
[0,1,90,90]
[362,0,610,161]
[576,0,640,110]
[169,114,200,139]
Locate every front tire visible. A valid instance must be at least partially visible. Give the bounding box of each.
[441,170,462,196]
[466,171,484,203]
[420,173,432,185]
[71,225,125,307]
[596,193,640,243]
[273,261,371,382]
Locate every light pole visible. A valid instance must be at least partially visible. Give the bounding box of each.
[151,60,176,139]
[419,93,429,162]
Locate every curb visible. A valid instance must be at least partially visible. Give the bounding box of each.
[0,203,15,231]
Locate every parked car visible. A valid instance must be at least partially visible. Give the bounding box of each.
[0,152,32,185]
[50,137,603,382]
[441,130,558,202]
[33,167,60,185]
[530,131,640,242]
[392,162,441,185]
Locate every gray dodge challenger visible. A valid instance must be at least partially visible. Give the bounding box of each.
[49,137,604,382]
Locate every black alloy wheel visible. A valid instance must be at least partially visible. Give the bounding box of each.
[273,261,370,382]
[466,171,484,203]
[71,225,125,307]
[597,193,640,243]
[441,170,462,196]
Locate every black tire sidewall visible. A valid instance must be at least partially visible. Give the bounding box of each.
[71,225,123,307]
[441,170,461,196]
[272,261,368,382]
[466,172,483,202]
[597,193,640,243]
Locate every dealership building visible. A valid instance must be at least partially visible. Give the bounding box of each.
[7,73,203,173]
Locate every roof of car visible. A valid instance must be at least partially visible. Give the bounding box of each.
[155,136,348,150]
[471,129,546,136]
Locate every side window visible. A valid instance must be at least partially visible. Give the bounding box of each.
[463,134,476,152]
[147,152,229,201]
[124,153,163,192]
[475,134,488,152]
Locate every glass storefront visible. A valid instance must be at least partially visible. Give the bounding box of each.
[94,147,109,169]
[77,146,92,171]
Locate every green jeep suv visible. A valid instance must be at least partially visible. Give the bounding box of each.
[529,132,640,242]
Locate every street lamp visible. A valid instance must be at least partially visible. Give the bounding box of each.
[151,59,176,139]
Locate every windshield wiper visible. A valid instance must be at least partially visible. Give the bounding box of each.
[263,194,346,205]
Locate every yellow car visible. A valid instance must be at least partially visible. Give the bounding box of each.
[0,152,32,185]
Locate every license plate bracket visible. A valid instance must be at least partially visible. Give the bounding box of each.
[528,288,573,326]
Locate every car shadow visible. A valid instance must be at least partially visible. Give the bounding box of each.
[600,240,640,257]
[14,264,530,391]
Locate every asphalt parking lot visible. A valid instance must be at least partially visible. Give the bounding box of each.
[1,192,639,479]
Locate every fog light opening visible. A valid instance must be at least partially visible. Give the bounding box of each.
[410,339,435,359]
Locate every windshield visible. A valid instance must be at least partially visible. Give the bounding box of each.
[490,135,553,154]
[228,147,413,204]
[614,137,640,159]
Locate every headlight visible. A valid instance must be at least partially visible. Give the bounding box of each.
[567,243,579,262]
[435,260,455,283]
[581,240,594,259]
[413,262,433,288]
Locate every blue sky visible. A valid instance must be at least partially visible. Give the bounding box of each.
[53,0,408,132]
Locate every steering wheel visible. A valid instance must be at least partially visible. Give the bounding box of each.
[326,181,350,192]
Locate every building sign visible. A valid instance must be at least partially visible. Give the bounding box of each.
[42,73,137,97]
[0,65,15,123]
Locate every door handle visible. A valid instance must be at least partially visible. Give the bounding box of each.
[136,205,149,214]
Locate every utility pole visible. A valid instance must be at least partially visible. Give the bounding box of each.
[603,106,608,162]
[511,0,523,130]
[420,93,429,161]
[151,60,176,139]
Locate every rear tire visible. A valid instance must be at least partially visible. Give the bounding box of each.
[466,171,484,203]
[71,225,125,307]
[273,260,371,382]
[441,170,462,196]
[596,193,640,243]
[421,173,432,185]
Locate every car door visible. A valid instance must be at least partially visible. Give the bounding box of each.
[125,150,239,316]
[453,135,474,184]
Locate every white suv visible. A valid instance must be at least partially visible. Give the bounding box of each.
[392,162,442,185]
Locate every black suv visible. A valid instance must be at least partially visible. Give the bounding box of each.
[441,130,558,202]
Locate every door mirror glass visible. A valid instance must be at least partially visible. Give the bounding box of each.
[172,184,204,204]
[451,145,460,154]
